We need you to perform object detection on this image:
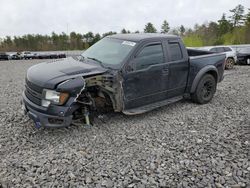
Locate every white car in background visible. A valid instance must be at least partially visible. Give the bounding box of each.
[20,51,36,59]
[198,46,237,69]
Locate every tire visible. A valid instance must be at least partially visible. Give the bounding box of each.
[191,74,217,104]
[225,58,234,70]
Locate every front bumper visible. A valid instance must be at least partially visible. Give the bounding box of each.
[22,92,76,128]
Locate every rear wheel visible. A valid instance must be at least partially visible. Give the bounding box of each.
[225,58,234,70]
[191,74,216,104]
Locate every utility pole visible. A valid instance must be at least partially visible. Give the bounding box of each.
[67,23,69,57]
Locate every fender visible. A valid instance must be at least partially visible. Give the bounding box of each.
[56,77,85,94]
[190,65,218,93]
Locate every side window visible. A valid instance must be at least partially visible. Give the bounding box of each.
[168,42,183,61]
[210,48,217,52]
[135,43,164,70]
[224,47,232,52]
[217,47,225,53]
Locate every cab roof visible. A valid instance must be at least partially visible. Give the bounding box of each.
[108,33,179,42]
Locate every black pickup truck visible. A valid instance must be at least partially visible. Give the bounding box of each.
[22,34,225,128]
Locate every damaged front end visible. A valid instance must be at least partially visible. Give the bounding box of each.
[72,73,123,126]
[22,73,123,128]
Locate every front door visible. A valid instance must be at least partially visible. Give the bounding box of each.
[122,41,169,109]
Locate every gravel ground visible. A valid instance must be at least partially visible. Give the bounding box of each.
[0,60,249,188]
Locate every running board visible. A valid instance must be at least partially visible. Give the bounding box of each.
[123,96,183,115]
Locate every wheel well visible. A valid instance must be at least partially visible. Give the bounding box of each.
[191,66,219,93]
[206,71,218,82]
[101,90,115,108]
[227,57,235,61]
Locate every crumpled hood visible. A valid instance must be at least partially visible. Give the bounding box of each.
[26,57,107,89]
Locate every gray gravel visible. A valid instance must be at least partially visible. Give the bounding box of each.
[0,60,249,187]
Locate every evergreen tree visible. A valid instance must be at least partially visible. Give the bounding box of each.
[218,13,232,36]
[161,20,170,33]
[121,29,131,34]
[144,22,157,33]
[229,4,245,27]
[121,28,127,33]
[92,33,101,44]
[102,31,117,38]
[179,25,185,36]
[83,32,94,43]
[245,9,250,24]
[70,32,77,50]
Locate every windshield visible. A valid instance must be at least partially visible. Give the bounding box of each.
[237,47,250,53]
[81,38,136,66]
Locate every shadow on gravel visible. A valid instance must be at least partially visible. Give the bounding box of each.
[22,99,192,137]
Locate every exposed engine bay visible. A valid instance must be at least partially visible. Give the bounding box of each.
[71,74,123,125]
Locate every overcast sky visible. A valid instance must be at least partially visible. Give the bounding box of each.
[0,0,249,37]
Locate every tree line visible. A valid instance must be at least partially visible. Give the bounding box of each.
[143,4,250,47]
[0,4,249,51]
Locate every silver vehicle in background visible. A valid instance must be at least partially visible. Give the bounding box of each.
[20,51,36,59]
[198,46,237,69]
[8,52,21,60]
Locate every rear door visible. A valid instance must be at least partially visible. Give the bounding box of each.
[123,41,169,109]
[164,39,189,98]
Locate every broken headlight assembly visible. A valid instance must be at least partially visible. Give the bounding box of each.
[42,89,69,107]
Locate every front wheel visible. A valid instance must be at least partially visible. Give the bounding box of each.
[225,58,234,70]
[191,74,217,104]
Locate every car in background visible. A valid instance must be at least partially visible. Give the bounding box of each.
[0,52,9,60]
[235,47,250,65]
[36,52,51,59]
[58,53,66,58]
[9,52,21,60]
[20,51,36,59]
[198,46,237,70]
[36,52,66,59]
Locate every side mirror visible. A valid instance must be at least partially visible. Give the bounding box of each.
[77,55,84,61]
[125,60,136,72]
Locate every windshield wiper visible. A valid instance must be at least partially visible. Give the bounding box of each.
[81,56,113,69]
[86,56,106,68]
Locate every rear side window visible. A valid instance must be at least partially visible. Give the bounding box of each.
[135,43,164,70]
[224,47,232,52]
[168,42,183,61]
[216,47,225,53]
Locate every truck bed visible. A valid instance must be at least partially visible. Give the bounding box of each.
[187,48,214,57]
[186,51,226,93]
[187,48,226,66]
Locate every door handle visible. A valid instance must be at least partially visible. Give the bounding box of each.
[162,66,169,75]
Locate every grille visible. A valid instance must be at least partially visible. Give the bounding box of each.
[25,89,41,105]
[25,78,43,93]
[25,79,43,106]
